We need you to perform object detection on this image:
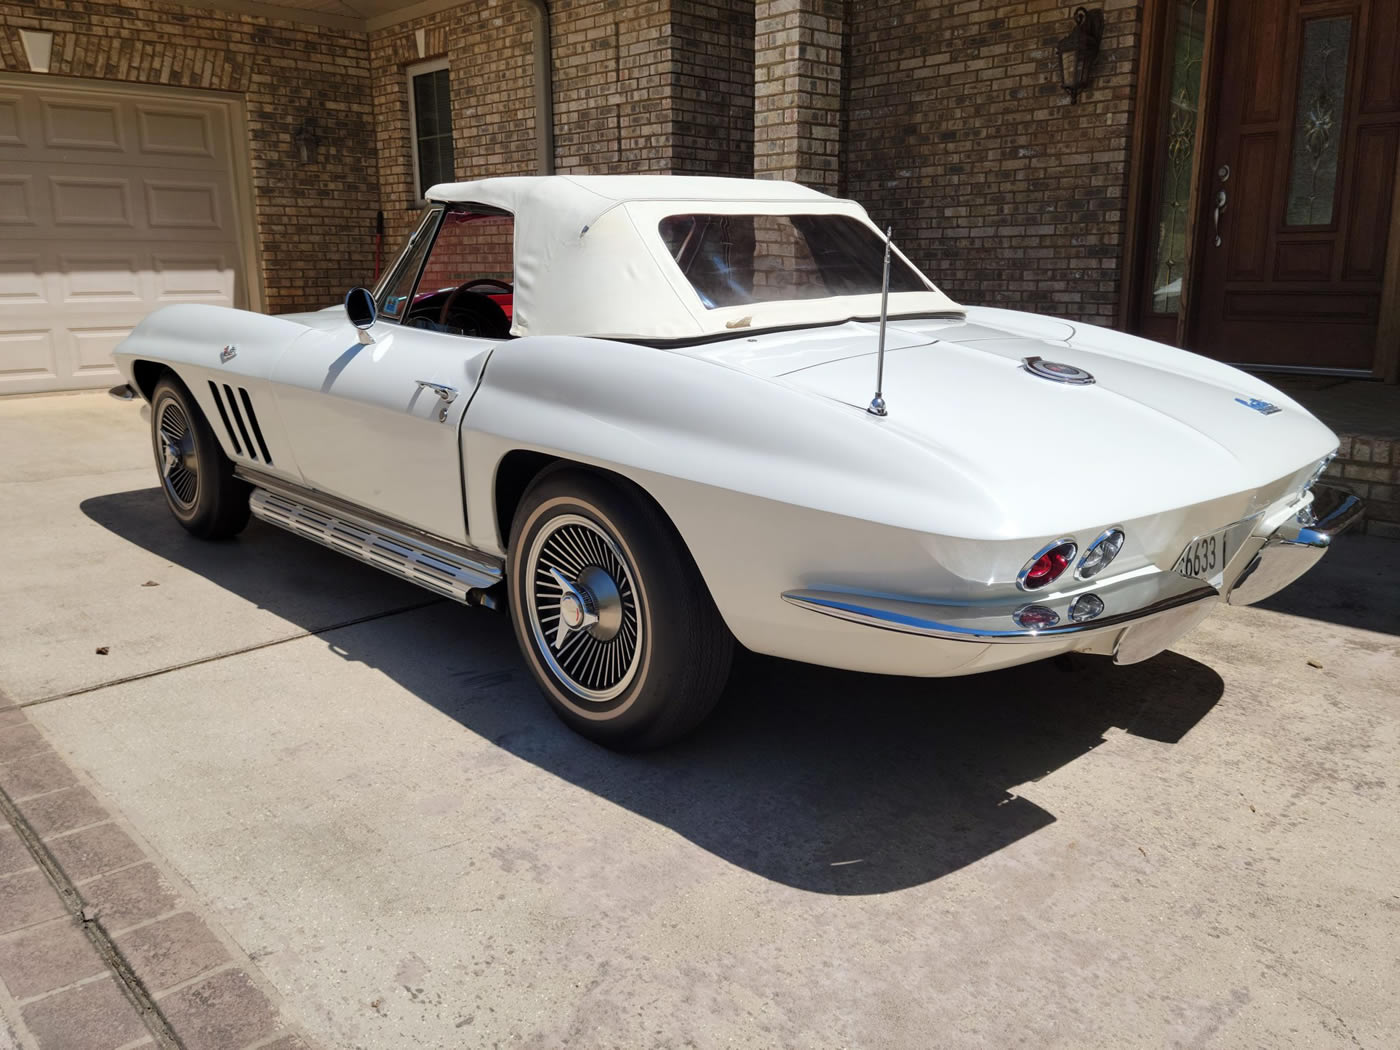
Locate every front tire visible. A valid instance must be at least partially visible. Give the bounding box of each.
[506,470,733,750]
[149,375,251,539]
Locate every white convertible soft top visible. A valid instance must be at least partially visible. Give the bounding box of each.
[424,175,961,341]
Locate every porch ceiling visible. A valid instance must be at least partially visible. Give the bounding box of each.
[194,0,466,32]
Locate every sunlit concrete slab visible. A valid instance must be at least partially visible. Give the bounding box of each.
[25,576,1400,1048]
[0,392,426,703]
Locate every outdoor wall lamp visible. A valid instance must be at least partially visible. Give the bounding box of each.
[292,118,321,164]
[1056,7,1103,103]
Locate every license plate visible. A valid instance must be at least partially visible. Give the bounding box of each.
[1173,526,1231,581]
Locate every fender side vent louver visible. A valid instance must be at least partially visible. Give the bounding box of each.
[218,383,274,466]
[221,383,256,460]
[238,387,274,465]
[207,381,243,457]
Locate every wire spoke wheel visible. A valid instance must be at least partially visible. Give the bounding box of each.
[524,513,643,703]
[507,472,734,749]
[156,398,199,509]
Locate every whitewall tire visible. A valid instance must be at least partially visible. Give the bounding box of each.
[506,469,733,750]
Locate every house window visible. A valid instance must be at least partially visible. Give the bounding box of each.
[407,59,454,201]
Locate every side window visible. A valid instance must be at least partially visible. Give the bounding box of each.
[417,211,514,293]
[396,208,515,339]
[408,59,454,201]
[378,209,440,321]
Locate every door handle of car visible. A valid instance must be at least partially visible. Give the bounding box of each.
[415,380,458,423]
[1213,189,1227,247]
[415,379,458,403]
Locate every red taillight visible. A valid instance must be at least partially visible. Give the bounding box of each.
[1026,551,1066,583]
[1019,540,1078,591]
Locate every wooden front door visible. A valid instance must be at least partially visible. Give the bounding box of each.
[1129,0,1400,374]
[1191,0,1400,371]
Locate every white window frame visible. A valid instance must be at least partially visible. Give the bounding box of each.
[406,58,452,204]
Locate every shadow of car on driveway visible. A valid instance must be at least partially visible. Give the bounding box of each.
[82,486,1224,895]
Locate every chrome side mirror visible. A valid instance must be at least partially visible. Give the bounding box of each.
[344,287,377,330]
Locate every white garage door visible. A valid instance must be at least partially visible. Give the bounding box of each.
[0,78,251,394]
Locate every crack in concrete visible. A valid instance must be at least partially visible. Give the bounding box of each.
[17,598,445,710]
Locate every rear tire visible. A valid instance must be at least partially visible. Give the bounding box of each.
[506,469,733,750]
[149,375,251,539]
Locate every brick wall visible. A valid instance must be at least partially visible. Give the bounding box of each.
[1323,437,1399,539]
[369,0,729,247]
[370,0,755,250]
[369,3,536,248]
[841,0,1141,324]
[0,0,378,314]
[672,0,754,176]
[554,0,674,174]
[754,0,843,189]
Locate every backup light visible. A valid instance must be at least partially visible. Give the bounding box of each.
[1018,539,1078,591]
[1014,605,1060,630]
[1076,528,1125,580]
[1069,593,1105,622]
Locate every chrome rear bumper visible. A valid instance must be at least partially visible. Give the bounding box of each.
[782,483,1362,667]
[783,572,1219,667]
[1225,484,1363,606]
[783,570,1215,646]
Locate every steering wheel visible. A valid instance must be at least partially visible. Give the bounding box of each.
[438,279,513,337]
[459,278,513,295]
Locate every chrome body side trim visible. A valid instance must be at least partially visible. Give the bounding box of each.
[239,469,502,603]
[1226,484,1363,606]
[782,569,1217,645]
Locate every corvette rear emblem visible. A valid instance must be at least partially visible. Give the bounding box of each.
[1234,396,1280,415]
[220,345,237,363]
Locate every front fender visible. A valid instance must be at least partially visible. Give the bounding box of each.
[113,304,313,479]
[113,304,311,385]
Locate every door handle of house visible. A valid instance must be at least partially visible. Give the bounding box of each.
[415,379,458,403]
[1213,190,1227,247]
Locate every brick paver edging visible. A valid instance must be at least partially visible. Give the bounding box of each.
[0,702,313,1050]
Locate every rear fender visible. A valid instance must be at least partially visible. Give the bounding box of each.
[460,335,1001,645]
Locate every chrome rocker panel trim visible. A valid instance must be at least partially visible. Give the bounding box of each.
[239,469,503,605]
[782,569,1217,646]
[1226,484,1363,607]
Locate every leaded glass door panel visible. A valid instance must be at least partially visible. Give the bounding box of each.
[1191,0,1399,371]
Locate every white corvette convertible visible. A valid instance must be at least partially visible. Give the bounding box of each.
[111,175,1361,748]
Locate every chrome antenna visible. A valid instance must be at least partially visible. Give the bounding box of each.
[867,225,893,417]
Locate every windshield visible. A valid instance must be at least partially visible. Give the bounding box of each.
[658,213,929,310]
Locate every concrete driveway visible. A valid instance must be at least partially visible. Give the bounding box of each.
[2,391,1398,1049]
